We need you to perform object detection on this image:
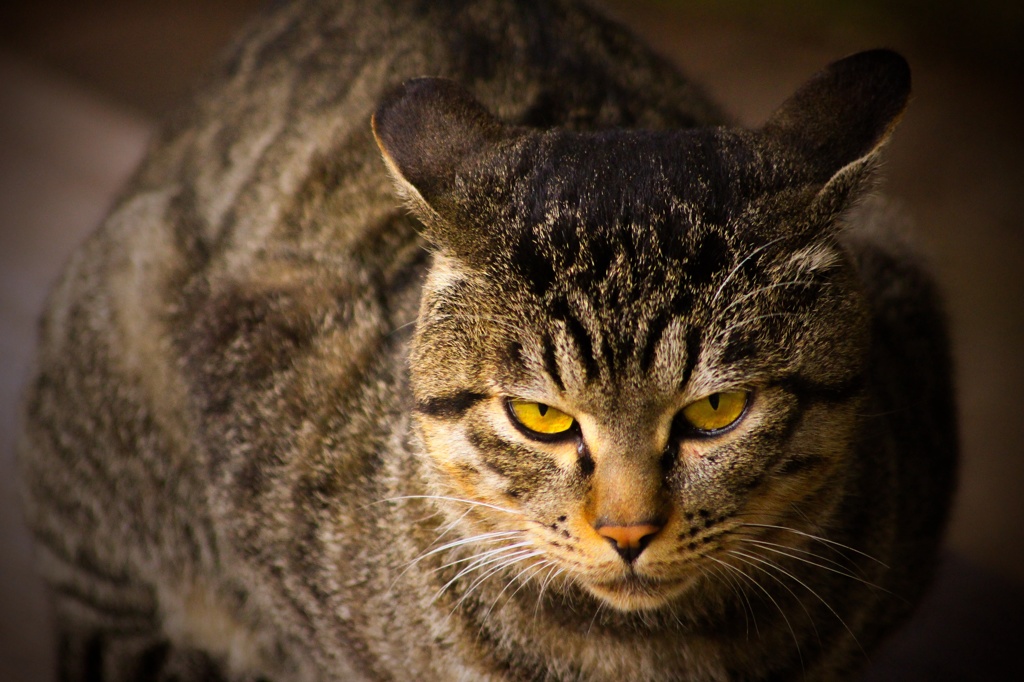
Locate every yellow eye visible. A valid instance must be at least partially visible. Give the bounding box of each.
[507,400,576,437]
[681,391,748,433]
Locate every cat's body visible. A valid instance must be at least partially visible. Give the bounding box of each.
[18,0,956,680]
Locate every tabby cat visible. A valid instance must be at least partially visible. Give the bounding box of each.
[17,0,957,679]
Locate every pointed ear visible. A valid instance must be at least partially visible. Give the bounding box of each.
[372,78,515,260]
[763,49,911,213]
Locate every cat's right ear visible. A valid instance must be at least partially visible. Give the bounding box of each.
[372,78,514,262]
[763,49,911,217]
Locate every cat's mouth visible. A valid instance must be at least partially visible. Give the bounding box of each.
[586,572,692,611]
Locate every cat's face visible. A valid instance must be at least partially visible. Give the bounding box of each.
[407,170,868,611]
[374,51,908,611]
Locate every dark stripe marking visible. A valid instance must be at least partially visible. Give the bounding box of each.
[679,327,702,390]
[578,441,595,477]
[612,331,635,372]
[467,428,559,487]
[561,309,599,382]
[415,391,487,419]
[52,583,155,624]
[688,232,730,287]
[776,454,827,477]
[134,641,173,680]
[542,335,565,392]
[84,632,104,682]
[31,526,132,588]
[775,373,866,406]
[722,333,759,364]
[639,311,668,373]
[514,230,556,297]
[775,408,806,449]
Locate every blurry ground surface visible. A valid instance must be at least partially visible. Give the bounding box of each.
[2,1,1022,680]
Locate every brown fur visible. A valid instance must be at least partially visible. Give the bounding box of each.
[18,1,955,680]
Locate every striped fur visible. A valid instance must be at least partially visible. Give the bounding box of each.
[18,1,955,680]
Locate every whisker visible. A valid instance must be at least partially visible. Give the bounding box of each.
[410,531,525,568]
[388,529,525,592]
[432,508,473,543]
[718,279,829,316]
[431,541,534,575]
[731,549,865,658]
[484,557,552,618]
[781,505,890,575]
[737,523,889,568]
[586,598,607,637]
[388,317,418,336]
[728,550,822,648]
[737,538,892,595]
[709,555,802,669]
[435,543,537,596]
[491,557,557,614]
[703,560,758,638]
[440,551,542,627]
[729,526,861,574]
[374,494,525,519]
[710,236,788,307]
[534,563,564,620]
[719,312,804,339]
[451,550,546,616]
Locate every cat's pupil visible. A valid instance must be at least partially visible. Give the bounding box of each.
[709,394,720,411]
[538,404,549,416]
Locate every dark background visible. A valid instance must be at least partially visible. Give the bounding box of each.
[2,1,1022,679]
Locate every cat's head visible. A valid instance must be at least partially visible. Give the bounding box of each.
[373,50,909,611]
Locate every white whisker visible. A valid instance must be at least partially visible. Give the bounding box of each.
[450,550,546,616]
[434,546,538,603]
[534,563,563,620]
[388,317,418,336]
[432,508,473,543]
[737,538,891,594]
[431,540,534,575]
[710,236,787,307]
[486,558,554,618]
[731,548,864,657]
[711,554,804,671]
[412,531,525,567]
[718,279,829,317]
[728,550,822,647]
[704,559,758,638]
[375,494,525,518]
[719,312,803,339]
[738,523,888,568]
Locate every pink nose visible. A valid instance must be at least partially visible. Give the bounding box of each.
[595,523,662,563]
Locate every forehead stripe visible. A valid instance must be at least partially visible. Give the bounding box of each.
[542,334,565,392]
[679,327,702,390]
[639,311,668,373]
[555,306,599,383]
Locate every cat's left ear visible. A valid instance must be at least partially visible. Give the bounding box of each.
[372,77,520,264]
[763,49,911,216]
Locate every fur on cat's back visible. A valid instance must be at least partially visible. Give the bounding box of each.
[18,0,956,680]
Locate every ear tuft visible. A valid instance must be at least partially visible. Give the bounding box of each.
[764,49,911,185]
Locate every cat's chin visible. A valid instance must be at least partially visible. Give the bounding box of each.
[584,573,695,612]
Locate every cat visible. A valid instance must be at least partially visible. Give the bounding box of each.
[17,0,957,679]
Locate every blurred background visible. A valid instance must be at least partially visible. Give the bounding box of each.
[1,0,1022,679]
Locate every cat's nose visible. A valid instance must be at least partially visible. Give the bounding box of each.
[595,522,662,563]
